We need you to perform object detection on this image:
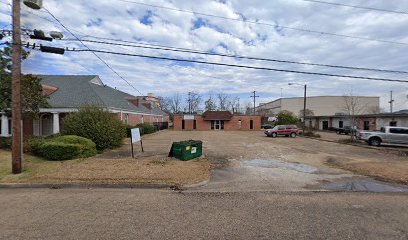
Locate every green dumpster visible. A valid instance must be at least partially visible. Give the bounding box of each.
[169,140,202,161]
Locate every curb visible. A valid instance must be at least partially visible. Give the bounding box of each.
[184,179,210,189]
[303,136,387,150]
[0,182,173,189]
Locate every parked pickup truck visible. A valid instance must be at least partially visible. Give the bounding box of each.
[358,126,408,146]
[336,126,357,135]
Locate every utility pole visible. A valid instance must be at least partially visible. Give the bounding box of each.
[303,84,307,125]
[11,0,22,174]
[11,0,43,174]
[389,90,394,113]
[250,91,259,116]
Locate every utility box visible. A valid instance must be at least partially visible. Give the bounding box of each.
[169,140,202,161]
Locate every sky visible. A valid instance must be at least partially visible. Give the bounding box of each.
[1,0,408,111]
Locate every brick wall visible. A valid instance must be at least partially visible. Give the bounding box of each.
[174,115,261,131]
[116,113,169,126]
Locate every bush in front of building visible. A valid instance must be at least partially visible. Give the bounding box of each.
[136,123,156,135]
[0,137,12,149]
[126,123,157,137]
[30,135,97,160]
[275,111,299,126]
[62,105,126,151]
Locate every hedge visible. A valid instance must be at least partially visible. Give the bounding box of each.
[126,123,157,137]
[37,142,82,161]
[30,135,97,161]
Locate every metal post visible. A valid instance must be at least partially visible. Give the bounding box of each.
[12,0,22,174]
[303,84,307,126]
[389,90,394,113]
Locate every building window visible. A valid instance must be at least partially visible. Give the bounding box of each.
[182,120,185,130]
[364,121,370,130]
[193,120,197,129]
[339,121,343,128]
[390,121,397,126]
[125,114,129,125]
[211,120,215,130]
[250,120,254,130]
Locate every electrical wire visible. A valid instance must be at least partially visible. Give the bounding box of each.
[42,7,144,95]
[65,48,408,83]
[116,0,408,46]
[303,0,408,15]
[60,37,408,74]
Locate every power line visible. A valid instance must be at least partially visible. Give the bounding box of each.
[303,0,408,15]
[60,37,408,74]
[42,7,144,95]
[65,48,408,83]
[116,0,408,46]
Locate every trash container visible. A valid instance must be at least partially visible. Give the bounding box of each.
[169,140,202,161]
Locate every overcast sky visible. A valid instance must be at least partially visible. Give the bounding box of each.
[1,0,408,111]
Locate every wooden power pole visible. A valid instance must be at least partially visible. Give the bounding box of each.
[251,91,259,116]
[11,0,22,174]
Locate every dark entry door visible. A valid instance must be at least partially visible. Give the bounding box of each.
[322,121,329,130]
[364,121,370,130]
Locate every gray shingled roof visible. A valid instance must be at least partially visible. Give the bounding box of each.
[38,75,167,116]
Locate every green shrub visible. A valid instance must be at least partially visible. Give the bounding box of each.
[52,135,97,158]
[38,142,82,161]
[29,135,97,160]
[0,137,12,149]
[62,105,126,150]
[136,123,156,135]
[126,123,157,137]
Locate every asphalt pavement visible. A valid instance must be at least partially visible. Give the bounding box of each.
[0,188,407,240]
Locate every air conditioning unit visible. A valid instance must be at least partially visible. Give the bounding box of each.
[23,0,43,10]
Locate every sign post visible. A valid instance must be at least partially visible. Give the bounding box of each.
[130,128,144,158]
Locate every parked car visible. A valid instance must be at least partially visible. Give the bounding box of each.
[265,125,299,138]
[261,124,273,129]
[358,126,408,146]
[336,126,358,135]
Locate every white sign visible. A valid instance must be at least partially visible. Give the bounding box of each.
[184,115,195,120]
[131,128,141,143]
[191,147,197,154]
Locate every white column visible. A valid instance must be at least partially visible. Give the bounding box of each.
[1,114,9,137]
[52,112,60,134]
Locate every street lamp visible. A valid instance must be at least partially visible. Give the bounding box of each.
[288,83,307,127]
[11,0,42,174]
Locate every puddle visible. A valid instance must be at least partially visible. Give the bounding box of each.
[241,159,318,173]
[323,179,408,193]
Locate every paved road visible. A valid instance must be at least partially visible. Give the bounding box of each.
[0,188,407,240]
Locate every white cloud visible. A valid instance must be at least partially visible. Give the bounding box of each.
[1,0,408,110]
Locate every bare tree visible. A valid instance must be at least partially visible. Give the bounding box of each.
[228,97,241,113]
[186,92,202,113]
[157,96,171,113]
[299,109,314,118]
[343,92,365,140]
[204,96,217,111]
[217,93,230,111]
[169,93,182,114]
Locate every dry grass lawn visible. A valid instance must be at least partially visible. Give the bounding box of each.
[0,150,211,186]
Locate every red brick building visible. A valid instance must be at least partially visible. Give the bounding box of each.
[174,111,261,131]
[0,75,169,137]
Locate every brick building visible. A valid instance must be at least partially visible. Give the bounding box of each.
[174,111,261,131]
[0,75,169,137]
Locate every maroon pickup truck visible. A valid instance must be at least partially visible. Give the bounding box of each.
[264,125,299,138]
